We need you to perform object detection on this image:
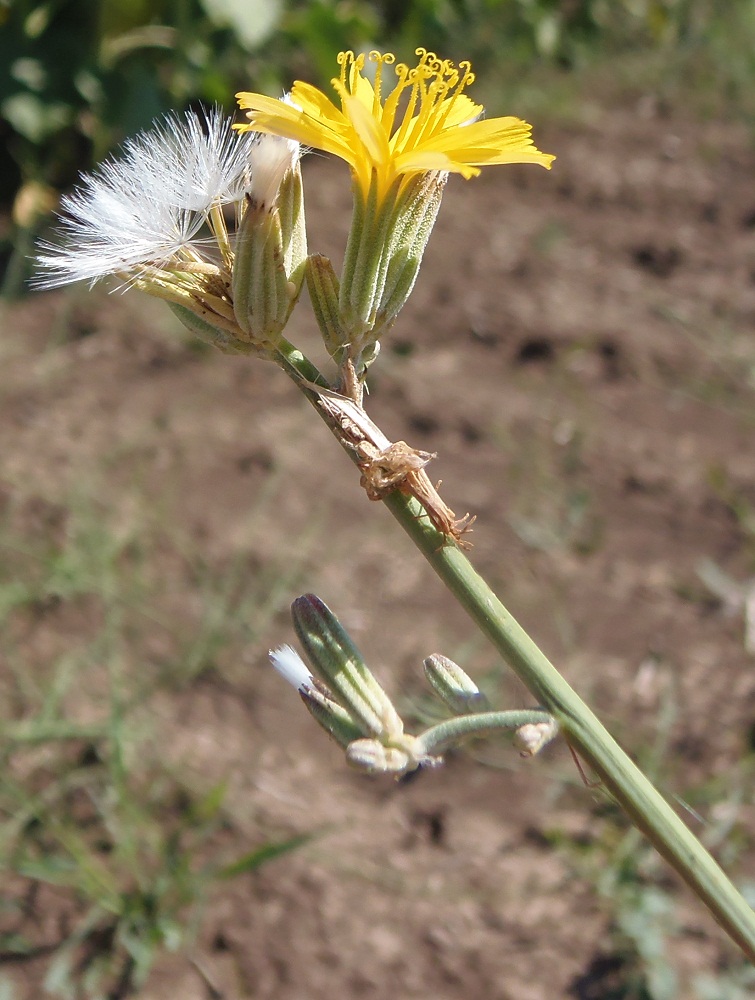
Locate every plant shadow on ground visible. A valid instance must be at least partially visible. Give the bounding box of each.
[2,87,755,999]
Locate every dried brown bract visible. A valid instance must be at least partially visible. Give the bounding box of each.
[305,381,475,547]
[357,440,436,498]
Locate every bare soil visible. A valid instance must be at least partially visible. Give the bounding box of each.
[2,98,755,998]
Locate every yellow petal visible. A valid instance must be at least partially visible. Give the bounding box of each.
[343,94,390,167]
[393,150,482,178]
[437,94,483,129]
[290,81,348,131]
[349,69,377,112]
[236,51,556,208]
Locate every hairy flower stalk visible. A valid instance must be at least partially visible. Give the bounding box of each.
[237,49,554,390]
[35,108,305,356]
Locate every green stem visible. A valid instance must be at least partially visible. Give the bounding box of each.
[417,709,553,756]
[276,339,755,962]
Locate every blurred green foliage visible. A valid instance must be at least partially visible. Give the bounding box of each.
[1,0,754,294]
[3,0,755,206]
[0,442,315,996]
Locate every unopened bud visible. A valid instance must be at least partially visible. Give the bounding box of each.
[169,303,260,356]
[300,682,366,749]
[345,734,440,776]
[231,139,306,351]
[306,254,348,365]
[423,653,489,715]
[291,594,404,740]
[346,738,412,774]
[374,172,446,333]
[515,717,560,757]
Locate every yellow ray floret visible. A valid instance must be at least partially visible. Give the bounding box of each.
[237,49,555,202]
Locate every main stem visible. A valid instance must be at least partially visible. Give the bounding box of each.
[276,339,755,961]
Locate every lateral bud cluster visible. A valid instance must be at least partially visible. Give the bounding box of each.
[35,112,306,360]
[277,594,433,775]
[269,597,560,778]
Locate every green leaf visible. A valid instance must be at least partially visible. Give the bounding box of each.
[190,780,228,824]
[216,832,312,880]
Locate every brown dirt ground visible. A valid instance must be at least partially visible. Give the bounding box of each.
[2,98,755,998]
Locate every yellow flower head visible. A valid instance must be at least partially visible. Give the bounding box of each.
[237,48,555,203]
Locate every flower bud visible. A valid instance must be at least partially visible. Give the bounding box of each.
[168,303,259,356]
[373,172,446,333]
[291,594,404,740]
[514,718,560,757]
[300,683,366,749]
[423,653,489,715]
[231,137,306,351]
[345,734,439,775]
[346,738,412,774]
[305,254,348,366]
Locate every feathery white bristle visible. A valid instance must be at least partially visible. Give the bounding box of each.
[134,107,258,211]
[247,132,300,210]
[269,644,313,691]
[34,107,258,289]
